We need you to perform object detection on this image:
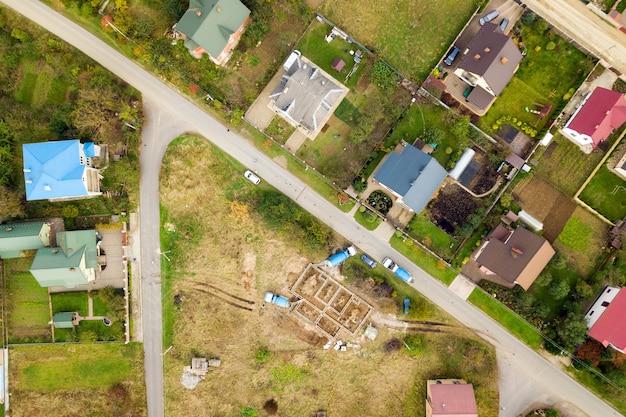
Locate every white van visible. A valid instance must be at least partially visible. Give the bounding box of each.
[283,50,301,71]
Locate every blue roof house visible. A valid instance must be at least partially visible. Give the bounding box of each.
[23,140,102,201]
[373,144,448,214]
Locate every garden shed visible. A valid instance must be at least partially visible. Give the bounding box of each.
[331,58,345,72]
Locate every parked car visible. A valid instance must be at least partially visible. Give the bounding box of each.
[283,49,301,71]
[479,10,499,25]
[444,46,461,66]
[499,18,509,32]
[360,254,377,269]
[244,170,261,185]
[381,257,414,283]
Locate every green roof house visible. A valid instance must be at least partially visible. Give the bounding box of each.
[53,312,77,329]
[30,230,98,288]
[174,0,251,65]
[0,222,51,259]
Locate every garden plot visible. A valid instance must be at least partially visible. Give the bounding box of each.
[512,176,576,242]
[290,264,373,341]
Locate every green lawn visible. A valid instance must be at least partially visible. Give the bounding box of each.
[92,293,108,316]
[318,0,480,81]
[264,116,296,145]
[5,258,51,343]
[353,206,383,230]
[406,214,457,260]
[47,77,68,104]
[15,343,140,391]
[296,20,366,90]
[468,289,543,348]
[533,133,605,196]
[579,165,626,222]
[568,364,626,416]
[390,234,457,285]
[51,292,89,316]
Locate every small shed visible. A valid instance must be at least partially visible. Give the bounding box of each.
[506,153,525,169]
[53,312,77,329]
[331,58,345,72]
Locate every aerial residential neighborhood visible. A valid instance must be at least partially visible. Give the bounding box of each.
[0,0,626,417]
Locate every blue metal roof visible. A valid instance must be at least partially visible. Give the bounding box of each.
[23,140,88,201]
[83,142,95,157]
[374,145,447,213]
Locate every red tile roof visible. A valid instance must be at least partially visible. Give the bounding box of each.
[567,87,626,148]
[589,288,626,352]
[430,383,478,417]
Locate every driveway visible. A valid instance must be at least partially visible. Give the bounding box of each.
[4,2,624,417]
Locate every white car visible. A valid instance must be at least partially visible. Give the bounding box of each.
[244,170,260,185]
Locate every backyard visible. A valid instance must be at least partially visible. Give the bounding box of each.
[316,0,481,81]
[9,343,146,417]
[478,16,594,135]
[579,165,626,223]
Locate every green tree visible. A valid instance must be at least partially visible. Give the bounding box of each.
[0,185,24,221]
[423,127,445,145]
[370,60,397,90]
[0,121,14,187]
[11,28,31,43]
[549,279,570,300]
[62,205,79,219]
[521,11,536,25]
[162,0,187,21]
[450,115,470,145]
[499,193,512,208]
[557,313,588,349]
[574,280,593,299]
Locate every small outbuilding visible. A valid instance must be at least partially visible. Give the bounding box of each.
[53,312,78,329]
[331,58,345,72]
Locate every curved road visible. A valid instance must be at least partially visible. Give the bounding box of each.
[2,2,624,417]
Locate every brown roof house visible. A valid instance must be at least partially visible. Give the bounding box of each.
[474,225,554,290]
[454,23,523,113]
[426,379,478,417]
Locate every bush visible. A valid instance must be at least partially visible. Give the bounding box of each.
[546,41,556,51]
[370,60,398,90]
[521,10,536,25]
[255,347,271,364]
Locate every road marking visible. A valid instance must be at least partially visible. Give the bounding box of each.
[295,186,307,201]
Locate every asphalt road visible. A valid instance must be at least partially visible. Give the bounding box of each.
[2,2,624,417]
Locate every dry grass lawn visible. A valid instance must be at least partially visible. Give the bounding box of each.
[160,136,499,417]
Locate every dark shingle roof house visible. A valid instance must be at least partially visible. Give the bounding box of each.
[373,144,447,214]
[474,225,554,290]
[269,55,347,138]
[454,23,522,111]
[585,286,626,353]
[561,87,626,154]
[426,379,478,417]
[174,0,250,66]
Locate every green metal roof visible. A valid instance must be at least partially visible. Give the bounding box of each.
[57,230,98,268]
[30,230,97,288]
[0,222,50,259]
[176,0,250,59]
[53,312,75,329]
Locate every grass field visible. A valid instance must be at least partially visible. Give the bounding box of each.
[10,343,146,416]
[533,133,606,196]
[51,292,89,316]
[554,207,608,276]
[353,206,383,230]
[390,234,457,285]
[318,0,480,81]
[406,214,457,260]
[579,165,626,222]
[5,258,51,343]
[468,289,544,349]
[568,364,626,416]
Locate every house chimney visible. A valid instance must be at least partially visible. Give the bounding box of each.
[216,6,221,12]
[5,227,12,232]
[605,110,611,115]
[196,10,202,16]
[474,54,481,60]
[44,185,51,191]
[511,247,523,258]
[52,249,60,253]
[501,57,508,64]
[594,125,599,129]
[484,47,490,53]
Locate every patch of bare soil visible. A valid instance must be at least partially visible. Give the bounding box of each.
[429,184,480,234]
[512,176,575,242]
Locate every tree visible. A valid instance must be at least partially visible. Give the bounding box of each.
[499,193,512,208]
[549,279,570,300]
[0,121,14,187]
[423,127,445,145]
[557,313,588,349]
[574,280,593,299]
[521,11,536,25]
[548,251,567,269]
[0,185,24,221]
[71,87,118,137]
[162,0,187,21]
[450,115,470,146]
[575,340,604,366]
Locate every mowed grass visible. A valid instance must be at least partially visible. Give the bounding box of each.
[406,213,457,259]
[318,0,480,80]
[468,289,543,349]
[14,59,63,107]
[10,343,146,417]
[390,234,457,285]
[51,292,89,316]
[579,165,626,222]
[5,258,51,343]
[533,133,605,196]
